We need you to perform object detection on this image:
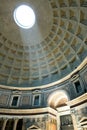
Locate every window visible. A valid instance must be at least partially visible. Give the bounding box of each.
[74,80,82,93]
[34,95,39,106]
[32,90,41,106]
[11,96,19,106]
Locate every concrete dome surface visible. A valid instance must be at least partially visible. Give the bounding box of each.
[0,0,87,87]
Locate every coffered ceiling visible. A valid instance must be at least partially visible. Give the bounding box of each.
[0,0,87,87]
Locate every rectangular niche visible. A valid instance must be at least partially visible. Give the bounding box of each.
[10,95,20,107]
[74,80,82,94]
[33,94,41,106]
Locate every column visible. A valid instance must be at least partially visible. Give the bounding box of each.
[71,113,78,130]
[13,119,19,130]
[57,114,60,130]
[2,119,8,130]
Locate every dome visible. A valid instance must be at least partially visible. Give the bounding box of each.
[0,0,87,87]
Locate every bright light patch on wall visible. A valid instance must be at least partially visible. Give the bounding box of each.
[14,5,35,29]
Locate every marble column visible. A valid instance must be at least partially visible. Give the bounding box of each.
[57,114,60,130]
[13,119,19,130]
[71,110,78,130]
[1,119,8,130]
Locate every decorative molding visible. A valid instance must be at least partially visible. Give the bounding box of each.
[0,107,57,115]
[67,93,87,107]
[32,90,41,94]
[12,90,22,94]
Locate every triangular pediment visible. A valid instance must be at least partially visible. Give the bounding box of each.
[29,125,39,129]
[79,117,87,123]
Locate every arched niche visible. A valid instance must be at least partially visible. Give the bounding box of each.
[47,90,70,109]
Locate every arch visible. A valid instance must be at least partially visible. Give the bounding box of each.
[0,119,4,130]
[47,90,70,108]
[5,119,14,130]
[16,119,23,130]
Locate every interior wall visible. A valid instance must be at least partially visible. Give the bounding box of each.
[0,63,86,109]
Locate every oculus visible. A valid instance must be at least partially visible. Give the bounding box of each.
[14,5,35,29]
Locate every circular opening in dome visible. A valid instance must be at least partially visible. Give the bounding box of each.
[14,5,35,29]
